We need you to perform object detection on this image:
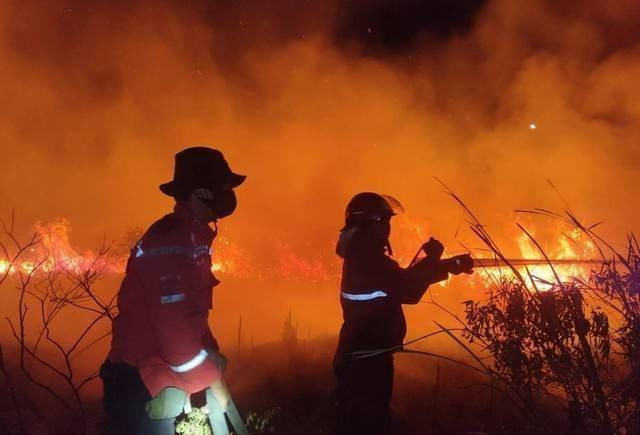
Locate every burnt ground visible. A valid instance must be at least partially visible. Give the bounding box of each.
[212,336,565,434]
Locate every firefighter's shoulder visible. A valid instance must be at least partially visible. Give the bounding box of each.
[142,213,191,246]
[147,213,181,235]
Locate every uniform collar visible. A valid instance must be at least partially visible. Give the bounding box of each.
[173,202,216,243]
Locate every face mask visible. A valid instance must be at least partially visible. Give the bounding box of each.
[368,218,393,255]
[201,189,237,219]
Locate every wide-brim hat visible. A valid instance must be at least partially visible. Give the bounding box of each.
[159,147,246,197]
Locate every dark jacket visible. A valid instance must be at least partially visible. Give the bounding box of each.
[108,203,221,397]
[334,230,449,364]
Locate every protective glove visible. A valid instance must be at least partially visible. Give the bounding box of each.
[444,254,474,275]
[422,237,444,260]
[146,387,189,419]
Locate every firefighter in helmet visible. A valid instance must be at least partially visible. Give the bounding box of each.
[100,147,246,434]
[333,192,473,435]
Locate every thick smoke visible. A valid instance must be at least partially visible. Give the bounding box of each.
[0,0,639,342]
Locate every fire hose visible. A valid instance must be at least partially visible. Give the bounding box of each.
[409,241,605,270]
[471,258,604,268]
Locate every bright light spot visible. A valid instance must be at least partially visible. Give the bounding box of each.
[21,262,35,274]
[529,123,537,130]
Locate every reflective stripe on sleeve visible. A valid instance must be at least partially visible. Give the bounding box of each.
[135,244,211,260]
[341,290,388,301]
[160,293,186,304]
[170,349,209,373]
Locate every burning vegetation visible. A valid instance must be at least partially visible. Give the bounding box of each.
[436,189,640,433]
[1,190,637,434]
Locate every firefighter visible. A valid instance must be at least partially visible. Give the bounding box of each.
[332,192,474,435]
[100,147,245,434]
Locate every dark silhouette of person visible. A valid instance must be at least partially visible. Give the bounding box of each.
[100,147,245,434]
[332,192,473,435]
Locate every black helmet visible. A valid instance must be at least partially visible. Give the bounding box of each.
[343,192,403,229]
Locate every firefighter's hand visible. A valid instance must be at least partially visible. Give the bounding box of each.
[422,237,445,260]
[446,254,474,275]
[209,379,231,412]
[208,350,228,372]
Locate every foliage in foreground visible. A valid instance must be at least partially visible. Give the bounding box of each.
[444,187,640,434]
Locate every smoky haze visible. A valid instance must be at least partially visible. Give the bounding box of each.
[1,0,639,347]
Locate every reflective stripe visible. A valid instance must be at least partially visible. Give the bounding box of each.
[160,293,186,304]
[135,245,210,260]
[137,245,193,258]
[341,290,388,301]
[170,349,208,373]
[194,245,209,258]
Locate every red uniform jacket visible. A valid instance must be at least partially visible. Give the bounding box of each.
[109,204,221,397]
[334,231,449,365]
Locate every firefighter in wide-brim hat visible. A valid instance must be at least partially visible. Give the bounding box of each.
[333,192,473,435]
[101,147,245,434]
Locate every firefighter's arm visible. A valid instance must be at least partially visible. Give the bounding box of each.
[391,239,473,304]
[393,254,474,304]
[395,256,450,304]
[397,253,475,304]
[360,250,445,305]
[203,327,228,371]
[364,238,447,304]
[203,327,220,352]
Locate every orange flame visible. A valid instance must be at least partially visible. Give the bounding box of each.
[476,227,598,290]
[0,219,598,291]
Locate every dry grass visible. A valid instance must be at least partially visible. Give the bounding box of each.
[436,182,640,434]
